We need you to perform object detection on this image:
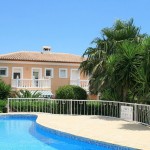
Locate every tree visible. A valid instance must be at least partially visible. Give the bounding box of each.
[133,37,150,103]
[109,41,143,101]
[80,18,146,102]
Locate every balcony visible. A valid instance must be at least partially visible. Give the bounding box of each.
[70,79,89,92]
[11,79,51,89]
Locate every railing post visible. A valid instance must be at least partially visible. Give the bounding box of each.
[70,99,72,115]
[7,98,9,113]
[134,103,137,122]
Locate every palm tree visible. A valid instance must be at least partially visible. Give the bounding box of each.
[15,90,42,98]
[80,18,146,101]
[109,41,143,101]
[133,37,150,103]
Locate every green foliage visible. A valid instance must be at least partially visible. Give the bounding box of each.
[80,18,145,95]
[132,37,150,103]
[10,100,53,112]
[0,100,7,113]
[80,18,150,103]
[0,80,11,100]
[101,88,120,101]
[55,85,87,100]
[15,90,42,98]
[109,41,143,101]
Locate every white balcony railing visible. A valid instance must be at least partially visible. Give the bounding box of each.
[11,79,51,89]
[70,79,89,91]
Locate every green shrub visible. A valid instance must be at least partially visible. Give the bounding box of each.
[55,85,87,100]
[0,80,11,100]
[10,100,53,113]
[0,100,7,113]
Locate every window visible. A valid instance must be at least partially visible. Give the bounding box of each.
[0,67,8,77]
[45,68,53,78]
[13,73,21,79]
[12,67,23,79]
[59,68,67,78]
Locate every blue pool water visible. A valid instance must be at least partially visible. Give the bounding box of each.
[0,115,134,150]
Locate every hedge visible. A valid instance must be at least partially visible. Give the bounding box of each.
[55,85,87,100]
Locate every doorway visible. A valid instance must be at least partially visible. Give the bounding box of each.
[32,68,42,87]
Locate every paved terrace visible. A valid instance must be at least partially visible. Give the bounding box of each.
[5,113,150,149]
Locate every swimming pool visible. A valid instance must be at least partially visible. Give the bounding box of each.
[0,115,134,150]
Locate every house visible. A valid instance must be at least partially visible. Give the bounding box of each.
[0,46,89,98]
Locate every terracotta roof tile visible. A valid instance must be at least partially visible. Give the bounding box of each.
[0,51,84,63]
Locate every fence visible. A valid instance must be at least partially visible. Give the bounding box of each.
[7,98,150,125]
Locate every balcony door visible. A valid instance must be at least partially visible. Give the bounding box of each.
[70,69,80,86]
[11,67,23,88]
[32,68,42,79]
[32,68,42,87]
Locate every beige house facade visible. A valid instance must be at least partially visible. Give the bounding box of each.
[0,48,89,97]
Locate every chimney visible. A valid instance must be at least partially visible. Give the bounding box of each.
[42,46,51,54]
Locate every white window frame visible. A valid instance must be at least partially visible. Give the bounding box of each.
[59,68,68,78]
[31,68,42,79]
[70,69,80,80]
[45,68,54,78]
[12,67,23,79]
[0,66,8,77]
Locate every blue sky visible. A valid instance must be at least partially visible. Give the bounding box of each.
[0,0,149,55]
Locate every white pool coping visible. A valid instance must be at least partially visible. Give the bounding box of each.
[1,113,150,149]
